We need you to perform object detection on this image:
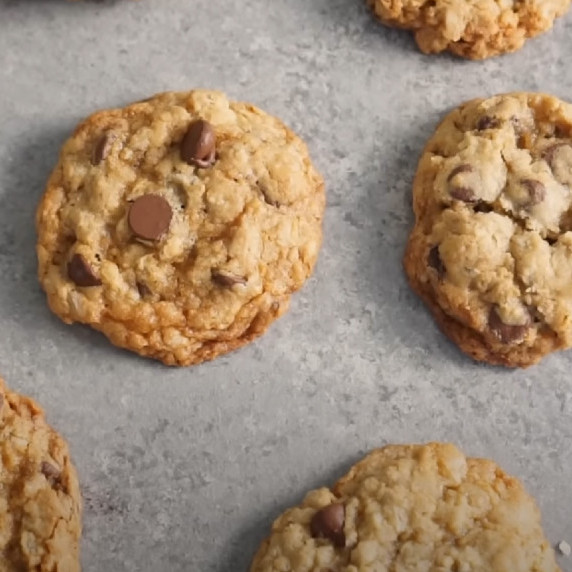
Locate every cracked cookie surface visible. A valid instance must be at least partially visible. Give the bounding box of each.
[0,376,82,572]
[250,442,559,572]
[36,90,325,366]
[404,93,572,367]
[367,0,571,59]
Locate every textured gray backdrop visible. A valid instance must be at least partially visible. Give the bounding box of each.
[0,0,571,570]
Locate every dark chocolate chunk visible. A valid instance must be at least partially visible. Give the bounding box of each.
[489,307,530,344]
[212,270,247,287]
[67,254,102,287]
[310,504,345,548]
[428,246,445,278]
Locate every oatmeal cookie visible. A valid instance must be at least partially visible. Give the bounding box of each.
[36,90,325,366]
[0,376,82,571]
[250,442,559,571]
[367,0,571,59]
[404,93,572,367]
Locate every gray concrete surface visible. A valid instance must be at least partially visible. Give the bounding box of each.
[0,0,571,570]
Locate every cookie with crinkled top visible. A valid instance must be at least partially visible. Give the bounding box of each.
[36,90,325,366]
[404,92,572,367]
[367,0,571,59]
[250,442,560,572]
[0,376,82,571]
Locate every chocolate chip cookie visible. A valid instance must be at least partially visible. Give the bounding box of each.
[250,443,560,572]
[367,0,571,59]
[36,90,325,366]
[404,93,572,367]
[0,376,82,571]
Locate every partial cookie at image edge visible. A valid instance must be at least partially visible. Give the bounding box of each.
[0,375,82,571]
[366,0,572,59]
[249,442,561,572]
[404,92,572,368]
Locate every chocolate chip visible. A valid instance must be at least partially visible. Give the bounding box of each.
[520,179,546,206]
[136,281,151,297]
[41,461,61,484]
[128,195,173,241]
[476,116,500,131]
[181,119,216,167]
[257,181,281,207]
[447,164,473,182]
[67,254,102,287]
[310,504,345,547]
[450,187,477,203]
[91,133,115,166]
[488,307,530,344]
[447,164,477,203]
[212,270,247,287]
[427,246,445,278]
[474,202,493,213]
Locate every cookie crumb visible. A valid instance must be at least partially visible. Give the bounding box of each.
[558,540,571,556]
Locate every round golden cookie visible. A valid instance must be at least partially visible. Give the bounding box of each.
[367,0,571,59]
[404,93,572,367]
[36,90,325,366]
[250,442,560,572]
[0,376,82,571]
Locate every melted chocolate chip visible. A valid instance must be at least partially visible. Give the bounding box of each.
[310,504,345,547]
[136,281,151,297]
[476,116,500,131]
[474,202,493,213]
[427,246,445,279]
[447,164,477,202]
[488,307,530,344]
[91,133,115,166]
[447,164,473,182]
[520,179,546,206]
[450,187,477,203]
[212,270,247,287]
[258,181,281,207]
[67,254,102,287]
[181,119,216,167]
[41,461,61,484]
[543,142,572,186]
[128,195,173,241]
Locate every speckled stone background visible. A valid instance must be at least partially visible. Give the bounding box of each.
[0,0,571,570]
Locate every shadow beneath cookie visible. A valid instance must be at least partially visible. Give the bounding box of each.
[215,453,365,572]
[0,124,70,326]
[306,0,421,56]
[337,109,489,370]
[0,123,135,363]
